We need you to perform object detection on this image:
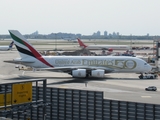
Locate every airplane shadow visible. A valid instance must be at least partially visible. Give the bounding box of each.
[4,75,156,85]
[46,77,156,85]
[4,76,73,80]
[4,76,108,85]
[46,77,107,85]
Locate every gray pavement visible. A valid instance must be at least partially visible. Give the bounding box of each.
[0,50,160,105]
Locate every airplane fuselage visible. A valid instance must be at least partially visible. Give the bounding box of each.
[81,45,130,50]
[0,46,10,51]
[20,55,151,73]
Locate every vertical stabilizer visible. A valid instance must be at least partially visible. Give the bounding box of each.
[8,30,53,67]
[8,41,14,50]
[9,30,41,59]
[77,38,87,48]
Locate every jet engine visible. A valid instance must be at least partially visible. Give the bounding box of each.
[91,69,105,78]
[72,69,86,78]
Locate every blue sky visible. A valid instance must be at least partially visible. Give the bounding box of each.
[1,0,160,35]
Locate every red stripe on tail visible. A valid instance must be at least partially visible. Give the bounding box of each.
[24,41,54,67]
[77,38,87,48]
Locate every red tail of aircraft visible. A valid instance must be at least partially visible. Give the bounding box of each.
[77,38,87,48]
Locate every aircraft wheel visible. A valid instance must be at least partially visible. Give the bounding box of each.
[86,74,89,78]
[150,76,153,79]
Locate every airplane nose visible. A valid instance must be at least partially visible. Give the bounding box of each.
[148,65,152,72]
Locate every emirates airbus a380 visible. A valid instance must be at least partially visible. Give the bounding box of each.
[4,30,152,78]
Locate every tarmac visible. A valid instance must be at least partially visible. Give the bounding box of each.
[0,47,160,105]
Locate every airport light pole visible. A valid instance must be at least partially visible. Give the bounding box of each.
[55,33,57,51]
[153,40,154,58]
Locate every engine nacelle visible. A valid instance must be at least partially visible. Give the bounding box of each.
[72,69,86,78]
[91,69,105,78]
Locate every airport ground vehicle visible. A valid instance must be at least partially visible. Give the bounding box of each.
[145,86,157,91]
[139,73,157,79]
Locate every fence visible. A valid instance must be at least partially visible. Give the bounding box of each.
[0,80,160,120]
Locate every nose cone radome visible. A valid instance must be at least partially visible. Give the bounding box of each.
[147,65,152,72]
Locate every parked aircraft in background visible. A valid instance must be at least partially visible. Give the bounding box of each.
[77,38,130,51]
[0,41,14,51]
[4,30,152,78]
[61,37,77,42]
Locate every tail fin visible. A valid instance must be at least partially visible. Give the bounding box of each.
[8,41,14,50]
[77,38,87,48]
[9,30,42,59]
[8,30,53,67]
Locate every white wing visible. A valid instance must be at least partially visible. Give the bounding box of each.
[40,66,114,73]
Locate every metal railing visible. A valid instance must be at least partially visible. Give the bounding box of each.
[1,80,160,120]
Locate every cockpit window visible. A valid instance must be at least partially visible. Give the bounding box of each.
[144,63,147,65]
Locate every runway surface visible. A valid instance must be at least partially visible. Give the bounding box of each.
[0,49,160,105]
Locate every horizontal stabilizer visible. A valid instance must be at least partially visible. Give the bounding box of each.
[4,60,35,64]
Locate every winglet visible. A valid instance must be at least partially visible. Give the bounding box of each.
[77,38,87,48]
